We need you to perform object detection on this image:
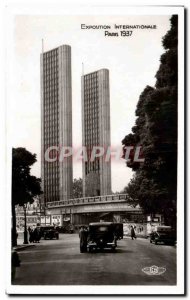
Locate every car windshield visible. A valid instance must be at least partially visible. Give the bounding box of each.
[157,226,171,232]
[89,225,110,232]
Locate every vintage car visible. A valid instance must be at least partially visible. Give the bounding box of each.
[79,222,123,253]
[56,224,74,234]
[40,226,59,240]
[150,226,176,245]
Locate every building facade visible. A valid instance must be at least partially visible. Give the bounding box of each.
[41,45,73,205]
[81,69,111,197]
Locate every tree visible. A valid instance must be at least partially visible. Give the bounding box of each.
[12,147,42,246]
[122,16,178,227]
[72,178,83,198]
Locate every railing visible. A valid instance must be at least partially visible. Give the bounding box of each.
[47,193,129,208]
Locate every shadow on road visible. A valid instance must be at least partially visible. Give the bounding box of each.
[81,248,134,254]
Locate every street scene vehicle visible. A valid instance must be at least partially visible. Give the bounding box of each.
[40,226,59,240]
[150,226,176,245]
[56,224,74,234]
[79,222,123,253]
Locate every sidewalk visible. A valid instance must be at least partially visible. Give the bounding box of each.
[13,244,35,251]
[13,234,36,251]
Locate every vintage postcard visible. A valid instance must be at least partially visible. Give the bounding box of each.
[6,4,185,295]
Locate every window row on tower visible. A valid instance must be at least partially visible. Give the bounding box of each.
[85,159,100,174]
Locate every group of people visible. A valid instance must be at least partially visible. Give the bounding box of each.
[28,226,41,243]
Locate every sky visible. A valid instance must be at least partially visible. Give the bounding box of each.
[9,14,171,192]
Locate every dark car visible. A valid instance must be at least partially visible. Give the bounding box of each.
[40,226,59,240]
[79,222,123,253]
[56,224,74,234]
[150,226,176,245]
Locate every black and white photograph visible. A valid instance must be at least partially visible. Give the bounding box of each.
[5,4,184,295]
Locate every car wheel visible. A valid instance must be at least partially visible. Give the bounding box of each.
[80,245,87,253]
[155,241,158,245]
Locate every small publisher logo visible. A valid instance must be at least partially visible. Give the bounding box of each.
[142,265,166,276]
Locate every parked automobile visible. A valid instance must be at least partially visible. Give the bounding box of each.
[79,222,123,253]
[40,226,59,240]
[150,226,176,245]
[55,226,65,233]
[56,224,74,234]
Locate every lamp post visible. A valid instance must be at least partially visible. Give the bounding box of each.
[23,204,28,244]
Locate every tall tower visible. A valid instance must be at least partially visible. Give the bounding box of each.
[41,45,73,205]
[81,69,111,197]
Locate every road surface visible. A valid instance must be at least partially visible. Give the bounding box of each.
[13,234,176,285]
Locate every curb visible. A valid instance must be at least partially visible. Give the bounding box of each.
[13,244,36,252]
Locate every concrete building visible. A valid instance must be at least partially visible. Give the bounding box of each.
[81,69,111,197]
[41,45,73,205]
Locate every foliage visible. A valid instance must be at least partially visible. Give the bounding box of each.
[12,147,42,206]
[12,147,42,246]
[73,178,83,198]
[122,16,178,224]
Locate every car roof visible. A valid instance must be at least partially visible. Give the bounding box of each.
[89,222,112,226]
[156,226,172,231]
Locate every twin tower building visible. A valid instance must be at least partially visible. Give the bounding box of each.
[41,45,111,205]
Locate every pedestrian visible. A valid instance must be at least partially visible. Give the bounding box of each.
[131,225,136,240]
[11,249,21,282]
[33,226,41,243]
[79,226,88,252]
[79,226,85,238]
[28,226,34,243]
[134,226,137,239]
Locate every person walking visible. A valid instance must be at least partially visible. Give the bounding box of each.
[28,226,34,243]
[79,226,88,253]
[33,226,41,243]
[131,225,136,240]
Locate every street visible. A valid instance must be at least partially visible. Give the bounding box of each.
[13,234,176,285]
